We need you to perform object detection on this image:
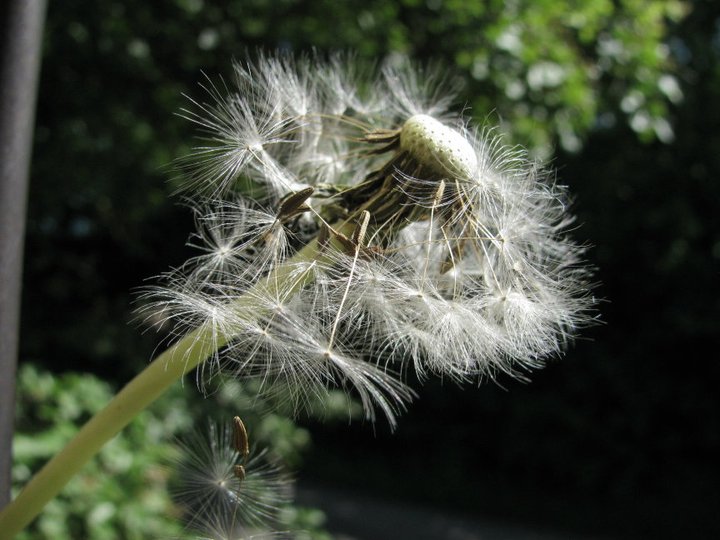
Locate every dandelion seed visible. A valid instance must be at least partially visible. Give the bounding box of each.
[172,420,293,535]
[231,416,250,460]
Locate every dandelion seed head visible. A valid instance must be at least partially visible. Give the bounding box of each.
[141,52,598,429]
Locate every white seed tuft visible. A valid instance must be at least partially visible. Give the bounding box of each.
[400,114,477,178]
[142,55,596,431]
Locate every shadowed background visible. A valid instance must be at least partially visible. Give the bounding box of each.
[14,0,719,538]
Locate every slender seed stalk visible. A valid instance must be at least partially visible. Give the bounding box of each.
[0,227,351,539]
[0,325,217,539]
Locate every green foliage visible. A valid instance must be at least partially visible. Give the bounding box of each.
[13,364,188,540]
[12,365,344,538]
[399,0,688,151]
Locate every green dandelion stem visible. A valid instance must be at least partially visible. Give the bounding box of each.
[0,324,218,539]
[0,228,347,539]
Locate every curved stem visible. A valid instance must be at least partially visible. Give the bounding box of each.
[0,325,219,538]
[0,230,343,538]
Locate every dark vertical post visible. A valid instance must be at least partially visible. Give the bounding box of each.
[0,0,47,509]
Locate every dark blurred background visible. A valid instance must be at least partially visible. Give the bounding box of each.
[15,0,720,538]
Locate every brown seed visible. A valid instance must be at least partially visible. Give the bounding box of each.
[277,186,315,220]
[233,464,246,481]
[232,416,250,460]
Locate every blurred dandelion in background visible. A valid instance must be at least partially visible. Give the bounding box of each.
[171,417,293,539]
